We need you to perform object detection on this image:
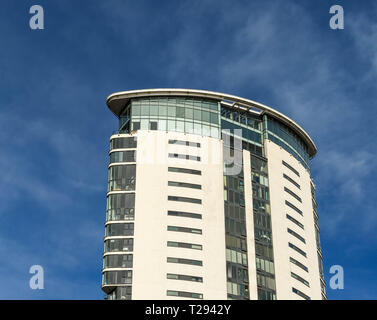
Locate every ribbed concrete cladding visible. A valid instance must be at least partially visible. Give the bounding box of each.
[102,89,325,300]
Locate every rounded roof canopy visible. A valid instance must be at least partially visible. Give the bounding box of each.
[106,88,317,157]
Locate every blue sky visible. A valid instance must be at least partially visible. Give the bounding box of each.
[0,0,376,299]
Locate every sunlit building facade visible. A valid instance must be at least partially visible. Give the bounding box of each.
[101,89,326,300]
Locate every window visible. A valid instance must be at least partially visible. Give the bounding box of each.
[255,243,274,260]
[292,287,311,300]
[108,165,136,191]
[107,286,132,300]
[210,112,218,124]
[167,241,202,250]
[110,151,136,163]
[103,254,133,268]
[176,107,185,118]
[168,167,201,175]
[284,187,302,203]
[167,290,203,299]
[167,257,202,266]
[168,181,201,189]
[103,270,132,285]
[291,272,310,287]
[226,263,249,283]
[105,223,134,237]
[167,273,202,282]
[289,257,308,272]
[167,210,202,219]
[257,274,276,291]
[286,214,304,230]
[110,137,137,150]
[283,174,300,189]
[167,226,202,234]
[132,121,140,131]
[168,139,200,148]
[287,228,306,244]
[185,108,193,119]
[168,153,201,161]
[149,121,158,130]
[285,200,303,216]
[258,288,276,300]
[288,242,307,257]
[106,193,135,221]
[226,249,248,266]
[104,238,134,252]
[256,257,275,275]
[168,196,201,204]
[282,160,300,177]
[254,228,272,244]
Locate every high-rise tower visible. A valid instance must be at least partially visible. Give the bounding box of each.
[101,89,325,300]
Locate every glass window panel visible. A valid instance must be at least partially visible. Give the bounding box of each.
[185,108,193,119]
[149,121,158,130]
[168,106,176,117]
[159,105,167,117]
[202,125,210,137]
[201,111,210,123]
[210,127,219,138]
[176,121,184,132]
[185,121,194,134]
[140,105,149,116]
[168,120,176,131]
[132,105,141,116]
[150,104,158,116]
[210,102,218,111]
[194,109,201,121]
[176,107,185,119]
[158,119,167,131]
[132,122,140,131]
[194,123,201,135]
[140,119,148,130]
[210,112,219,124]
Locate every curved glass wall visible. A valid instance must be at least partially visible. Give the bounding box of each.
[104,238,134,253]
[110,137,137,150]
[110,150,136,164]
[106,286,132,300]
[266,116,310,170]
[103,270,132,285]
[103,254,133,268]
[103,135,137,300]
[251,155,276,300]
[106,193,135,221]
[223,134,250,300]
[105,223,134,237]
[129,97,221,138]
[108,165,136,192]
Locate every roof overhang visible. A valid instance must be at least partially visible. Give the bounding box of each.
[106,88,317,157]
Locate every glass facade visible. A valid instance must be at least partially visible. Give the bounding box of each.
[311,181,326,299]
[223,133,249,300]
[266,117,310,170]
[251,155,276,300]
[106,193,135,221]
[103,136,137,299]
[108,165,136,191]
[129,97,221,138]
